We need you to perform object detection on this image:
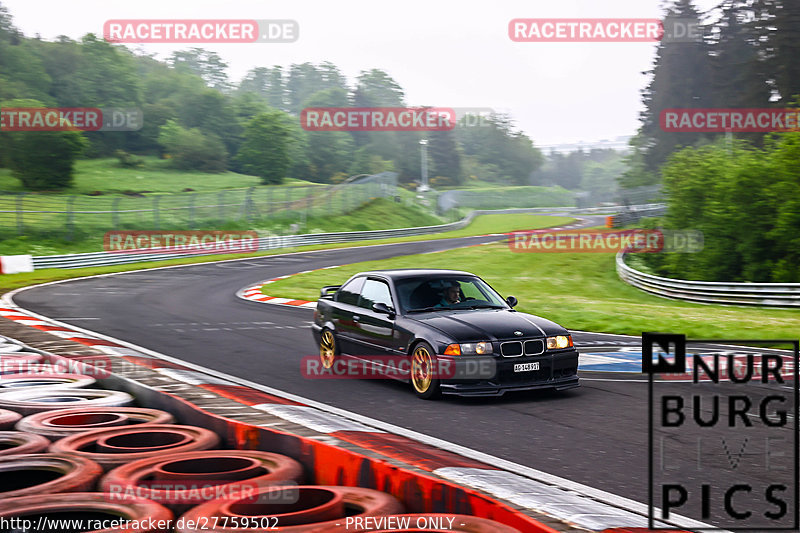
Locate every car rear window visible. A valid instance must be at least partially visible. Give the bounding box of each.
[336,276,365,305]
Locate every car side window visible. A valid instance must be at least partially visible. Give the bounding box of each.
[359,279,393,310]
[461,282,484,300]
[336,277,365,305]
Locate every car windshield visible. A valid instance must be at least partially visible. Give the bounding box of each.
[396,275,507,312]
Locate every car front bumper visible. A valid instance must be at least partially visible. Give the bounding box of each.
[439,348,580,397]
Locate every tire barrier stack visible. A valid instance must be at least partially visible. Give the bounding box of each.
[16,406,175,440]
[0,335,526,533]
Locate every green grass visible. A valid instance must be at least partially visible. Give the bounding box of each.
[0,157,320,195]
[0,212,574,293]
[262,242,800,340]
[0,197,444,255]
[0,157,399,243]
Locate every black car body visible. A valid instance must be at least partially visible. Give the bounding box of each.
[311,269,580,398]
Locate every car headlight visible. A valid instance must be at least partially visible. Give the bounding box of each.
[546,335,573,350]
[444,342,493,355]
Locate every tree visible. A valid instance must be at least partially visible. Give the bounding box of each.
[169,48,230,91]
[157,120,227,172]
[302,88,355,182]
[648,131,800,282]
[1,99,88,190]
[286,63,348,114]
[428,129,462,184]
[238,66,286,111]
[752,0,800,102]
[235,112,291,185]
[0,6,50,103]
[639,0,714,171]
[456,114,543,185]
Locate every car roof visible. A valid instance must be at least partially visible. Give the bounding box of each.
[356,269,477,280]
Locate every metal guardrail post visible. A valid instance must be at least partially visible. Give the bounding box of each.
[152,196,161,230]
[244,187,254,222]
[15,193,26,235]
[66,196,76,241]
[112,197,121,229]
[188,194,195,229]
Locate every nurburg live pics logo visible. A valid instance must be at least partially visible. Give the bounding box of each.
[644,332,799,530]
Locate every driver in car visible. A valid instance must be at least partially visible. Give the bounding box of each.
[436,281,461,307]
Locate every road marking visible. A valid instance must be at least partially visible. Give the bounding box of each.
[1,293,716,532]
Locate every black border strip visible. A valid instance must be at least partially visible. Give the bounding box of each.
[648,338,799,531]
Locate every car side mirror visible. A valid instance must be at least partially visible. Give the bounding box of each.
[506,296,518,308]
[372,302,396,318]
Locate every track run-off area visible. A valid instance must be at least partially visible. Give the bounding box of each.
[7,214,795,531]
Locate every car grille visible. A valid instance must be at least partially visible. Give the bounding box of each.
[500,339,545,357]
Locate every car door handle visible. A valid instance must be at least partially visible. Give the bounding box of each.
[352,315,360,322]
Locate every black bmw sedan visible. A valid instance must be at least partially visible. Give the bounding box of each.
[311,269,579,399]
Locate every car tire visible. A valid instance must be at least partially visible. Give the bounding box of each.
[319,328,338,369]
[410,341,441,400]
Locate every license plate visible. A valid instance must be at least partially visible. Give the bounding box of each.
[514,362,539,372]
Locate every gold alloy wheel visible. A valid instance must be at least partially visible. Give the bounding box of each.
[411,345,433,393]
[320,330,335,369]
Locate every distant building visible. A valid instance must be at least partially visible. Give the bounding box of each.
[536,135,632,154]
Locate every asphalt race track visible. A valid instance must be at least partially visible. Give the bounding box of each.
[13,217,796,528]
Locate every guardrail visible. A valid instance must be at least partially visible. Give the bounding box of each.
[606,204,666,227]
[29,205,653,270]
[617,251,800,307]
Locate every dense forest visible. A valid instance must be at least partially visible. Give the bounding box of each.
[0,2,546,190]
[628,0,800,282]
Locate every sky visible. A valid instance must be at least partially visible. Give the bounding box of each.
[2,0,721,146]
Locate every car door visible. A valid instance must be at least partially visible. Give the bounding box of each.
[331,276,365,354]
[350,277,397,357]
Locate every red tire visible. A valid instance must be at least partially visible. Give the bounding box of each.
[51,424,221,470]
[176,485,404,532]
[16,406,175,441]
[0,492,173,532]
[0,388,134,415]
[0,408,21,430]
[0,430,50,456]
[101,450,305,511]
[322,514,523,532]
[0,453,103,498]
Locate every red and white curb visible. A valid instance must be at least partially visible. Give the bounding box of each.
[0,300,709,531]
[0,238,708,532]
[237,266,344,308]
[236,220,589,310]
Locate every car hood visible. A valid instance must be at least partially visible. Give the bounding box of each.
[409,309,567,341]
